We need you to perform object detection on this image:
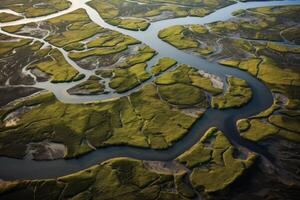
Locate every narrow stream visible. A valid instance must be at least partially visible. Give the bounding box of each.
[0,0,299,180]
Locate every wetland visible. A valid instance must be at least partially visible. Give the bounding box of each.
[0,0,300,199]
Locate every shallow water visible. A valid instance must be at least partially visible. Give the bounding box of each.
[0,0,299,180]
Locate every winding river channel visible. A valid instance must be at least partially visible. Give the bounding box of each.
[0,0,299,180]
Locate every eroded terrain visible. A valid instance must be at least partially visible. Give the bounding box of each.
[159,4,300,199]
[0,0,71,18]
[88,0,235,31]
[0,128,256,200]
[0,1,299,200]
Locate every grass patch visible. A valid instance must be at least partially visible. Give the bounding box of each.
[0,82,198,158]
[109,63,151,93]
[67,76,105,95]
[158,83,206,106]
[211,77,252,109]
[177,127,256,193]
[88,0,234,31]
[0,157,194,199]
[158,25,198,49]
[0,13,23,22]
[0,0,71,18]
[28,49,79,83]
[151,57,177,75]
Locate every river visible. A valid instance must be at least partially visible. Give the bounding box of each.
[0,0,299,180]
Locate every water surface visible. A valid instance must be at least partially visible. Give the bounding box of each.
[0,0,299,180]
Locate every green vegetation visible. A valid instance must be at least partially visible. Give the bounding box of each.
[108,45,156,93]
[238,116,300,142]
[189,24,208,34]
[159,5,300,58]
[163,13,298,143]
[0,36,31,56]
[44,9,106,47]
[158,83,206,106]
[95,69,113,78]
[281,27,300,44]
[0,13,23,22]
[0,34,80,88]
[172,6,300,144]
[109,63,151,93]
[155,64,222,96]
[158,25,198,49]
[88,0,234,31]
[219,58,261,76]
[0,0,71,17]
[177,127,256,193]
[68,35,140,60]
[155,64,210,106]
[0,127,258,199]
[0,82,198,158]
[211,77,252,109]
[110,18,150,31]
[158,7,299,115]
[232,9,245,16]
[257,57,300,87]
[28,49,80,83]
[1,24,24,33]
[69,43,126,60]
[205,5,300,42]
[217,41,300,114]
[0,4,299,200]
[237,119,279,141]
[3,9,141,62]
[158,24,215,56]
[88,0,150,31]
[237,94,300,142]
[0,157,196,199]
[2,9,156,89]
[151,57,177,75]
[269,114,300,133]
[85,31,140,49]
[121,45,156,67]
[67,76,105,95]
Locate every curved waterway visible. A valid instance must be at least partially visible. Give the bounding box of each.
[0,0,299,180]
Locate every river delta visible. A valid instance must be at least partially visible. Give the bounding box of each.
[0,0,299,200]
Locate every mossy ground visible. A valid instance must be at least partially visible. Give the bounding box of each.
[237,94,300,142]
[88,0,235,31]
[0,80,199,158]
[159,5,300,142]
[67,75,105,95]
[109,45,156,93]
[177,127,256,193]
[109,63,151,93]
[158,25,198,49]
[0,13,23,23]
[28,49,80,83]
[151,57,177,75]
[0,128,257,199]
[158,83,206,106]
[1,9,157,92]
[0,34,79,86]
[3,9,141,59]
[157,6,300,197]
[0,58,224,158]
[0,35,35,88]
[0,157,196,200]
[1,4,300,200]
[211,77,252,109]
[155,64,222,99]
[0,6,225,159]
[0,0,71,18]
